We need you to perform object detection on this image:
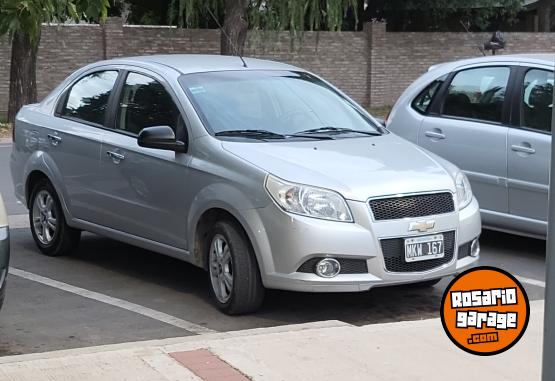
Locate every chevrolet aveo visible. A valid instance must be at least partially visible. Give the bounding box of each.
[11,55,481,314]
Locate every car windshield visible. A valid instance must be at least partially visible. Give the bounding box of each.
[179,70,382,139]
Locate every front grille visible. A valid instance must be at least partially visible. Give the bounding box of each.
[369,192,454,221]
[297,258,368,274]
[380,231,455,272]
[457,242,472,259]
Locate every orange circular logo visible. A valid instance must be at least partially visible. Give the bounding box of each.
[440,266,529,356]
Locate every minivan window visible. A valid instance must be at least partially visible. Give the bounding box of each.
[62,71,118,126]
[179,71,381,138]
[521,69,553,133]
[116,72,181,135]
[412,76,445,114]
[442,66,510,124]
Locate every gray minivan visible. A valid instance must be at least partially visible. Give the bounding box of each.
[11,55,481,314]
[388,54,553,239]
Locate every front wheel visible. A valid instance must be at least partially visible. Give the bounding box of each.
[29,180,81,256]
[207,220,264,315]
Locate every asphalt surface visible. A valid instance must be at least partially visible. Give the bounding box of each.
[0,143,547,356]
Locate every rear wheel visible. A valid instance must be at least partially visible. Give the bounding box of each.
[29,179,80,256]
[207,220,264,315]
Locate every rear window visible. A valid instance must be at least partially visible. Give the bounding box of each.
[62,71,119,126]
[411,76,445,114]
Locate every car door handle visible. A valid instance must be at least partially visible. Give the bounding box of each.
[106,151,125,163]
[424,131,446,140]
[511,144,536,155]
[47,134,62,146]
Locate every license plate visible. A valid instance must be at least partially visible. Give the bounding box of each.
[404,234,444,262]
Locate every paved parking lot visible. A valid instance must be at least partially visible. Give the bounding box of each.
[0,142,547,356]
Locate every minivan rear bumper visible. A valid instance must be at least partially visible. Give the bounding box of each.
[246,196,481,292]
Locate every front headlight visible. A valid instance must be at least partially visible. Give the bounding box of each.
[265,175,353,222]
[455,171,472,209]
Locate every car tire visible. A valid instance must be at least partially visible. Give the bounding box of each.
[206,220,264,315]
[29,179,81,257]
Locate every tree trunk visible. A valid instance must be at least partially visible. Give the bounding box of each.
[221,0,248,55]
[538,0,551,32]
[7,30,39,124]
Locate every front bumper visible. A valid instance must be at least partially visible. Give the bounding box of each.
[0,226,9,308]
[245,196,481,292]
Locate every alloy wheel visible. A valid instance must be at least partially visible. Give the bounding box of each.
[209,234,234,303]
[32,190,57,245]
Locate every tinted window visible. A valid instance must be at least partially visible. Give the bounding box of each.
[179,71,380,136]
[521,69,553,132]
[62,71,118,125]
[116,72,181,135]
[442,67,510,123]
[412,76,445,114]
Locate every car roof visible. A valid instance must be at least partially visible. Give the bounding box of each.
[429,53,555,72]
[103,54,300,75]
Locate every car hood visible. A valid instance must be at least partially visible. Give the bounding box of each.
[221,133,456,201]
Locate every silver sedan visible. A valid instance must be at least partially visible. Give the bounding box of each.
[11,55,481,314]
[388,54,553,239]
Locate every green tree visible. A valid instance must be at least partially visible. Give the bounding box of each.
[361,0,524,31]
[0,0,110,123]
[168,0,358,55]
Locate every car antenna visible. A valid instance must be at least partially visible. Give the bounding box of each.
[206,7,248,68]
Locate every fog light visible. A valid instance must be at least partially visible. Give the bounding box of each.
[315,258,341,278]
[470,239,480,257]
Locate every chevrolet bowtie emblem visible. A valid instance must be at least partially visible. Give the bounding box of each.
[409,220,436,233]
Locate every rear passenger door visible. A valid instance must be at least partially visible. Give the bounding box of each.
[97,70,191,249]
[418,66,513,215]
[506,66,553,234]
[53,69,120,223]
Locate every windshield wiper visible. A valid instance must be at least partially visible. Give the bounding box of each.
[215,129,334,140]
[215,129,286,139]
[294,126,382,136]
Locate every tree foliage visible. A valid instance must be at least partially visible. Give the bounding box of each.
[165,0,357,32]
[363,0,524,31]
[0,0,110,42]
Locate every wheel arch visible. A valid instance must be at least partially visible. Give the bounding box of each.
[23,152,73,223]
[193,207,260,273]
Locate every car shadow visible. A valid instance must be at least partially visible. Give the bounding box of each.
[65,232,448,327]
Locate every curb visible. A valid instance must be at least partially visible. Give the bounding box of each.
[0,320,351,365]
[0,138,12,144]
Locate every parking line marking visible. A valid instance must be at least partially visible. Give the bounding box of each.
[516,275,546,288]
[8,267,216,335]
[8,214,29,229]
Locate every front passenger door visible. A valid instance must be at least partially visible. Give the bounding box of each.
[418,66,512,215]
[507,67,553,235]
[98,71,191,249]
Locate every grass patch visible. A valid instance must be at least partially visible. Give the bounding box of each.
[0,112,10,140]
[367,106,392,119]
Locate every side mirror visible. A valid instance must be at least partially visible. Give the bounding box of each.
[137,126,187,153]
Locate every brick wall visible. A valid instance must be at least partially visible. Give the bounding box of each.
[1,18,555,114]
[368,23,555,106]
